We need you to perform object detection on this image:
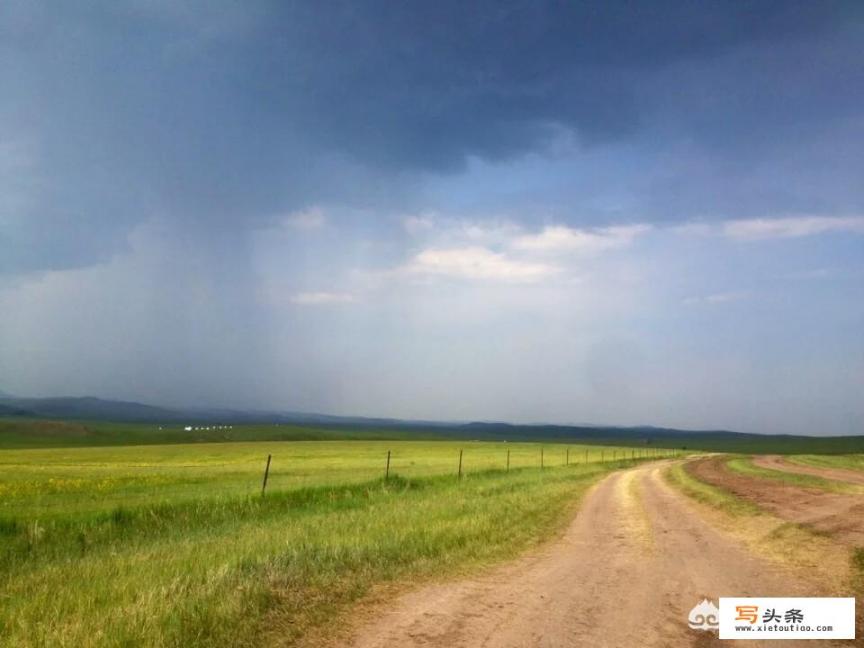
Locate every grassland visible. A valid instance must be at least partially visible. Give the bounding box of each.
[3,417,862,454]
[0,439,655,520]
[0,418,423,449]
[652,435,864,455]
[4,415,857,646]
[0,436,667,647]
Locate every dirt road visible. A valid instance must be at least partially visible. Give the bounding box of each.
[689,457,864,547]
[752,455,864,487]
[336,462,841,648]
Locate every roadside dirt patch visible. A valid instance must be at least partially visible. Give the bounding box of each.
[324,462,840,648]
[753,455,864,487]
[687,457,864,547]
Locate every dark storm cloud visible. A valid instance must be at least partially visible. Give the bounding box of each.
[3,1,864,434]
[246,0,861,168]
[2,0,862,273]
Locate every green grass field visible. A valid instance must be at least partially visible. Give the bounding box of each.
[0,436,669,647]
[0,439,652,520]
[0,418,425,449]
[3,417,862,454]
[3,417,856,647]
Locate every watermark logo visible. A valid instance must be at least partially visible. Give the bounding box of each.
[720,597,855,640]
[688,599,719,631]
[735,604,759,625]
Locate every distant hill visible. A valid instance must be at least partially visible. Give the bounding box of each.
[1,394,861,454]
[0,395,451,427]
[0,402,35,417]
[0,396,183,422]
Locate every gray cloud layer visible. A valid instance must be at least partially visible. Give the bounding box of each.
[2,2,863,434]
[3,1,863,273]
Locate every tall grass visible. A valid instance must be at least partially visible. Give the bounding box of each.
[0,441,659,647]
[0,440,649,519]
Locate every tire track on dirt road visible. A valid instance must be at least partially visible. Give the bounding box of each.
[334,461,840,648]
[636,466,844,647]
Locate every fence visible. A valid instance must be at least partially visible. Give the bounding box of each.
[260,445,681,495]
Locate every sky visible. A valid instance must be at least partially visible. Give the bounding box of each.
[1,1,863,435]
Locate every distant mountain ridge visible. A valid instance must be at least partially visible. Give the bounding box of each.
[0,395,454,427]
[1,394,862,450]
[0,394,740,438]
[0,396,183,421]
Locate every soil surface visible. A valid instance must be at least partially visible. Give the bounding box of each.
[333,462,843,648]
[752,454,864,487]
[688,457,864,547]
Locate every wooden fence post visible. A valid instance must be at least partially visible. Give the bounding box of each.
[506,449,510,472]
[566,448,569,466]
[385,450,391,481]
[540,447,544,469]
[458,449,463,480]
[261,454,272,497]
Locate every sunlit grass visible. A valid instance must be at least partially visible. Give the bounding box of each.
[0,440,668,647]
[0,440,653,519]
